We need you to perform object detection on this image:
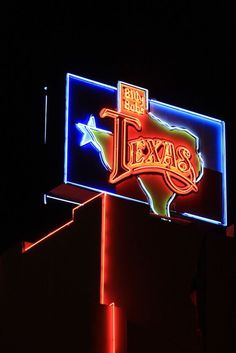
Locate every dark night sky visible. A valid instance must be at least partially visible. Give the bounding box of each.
[1,2,235,252]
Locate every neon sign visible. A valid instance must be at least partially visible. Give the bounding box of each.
[64,73,227,226]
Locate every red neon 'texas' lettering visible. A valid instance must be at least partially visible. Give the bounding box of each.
[128,138,198,194]
[100,108,198,195]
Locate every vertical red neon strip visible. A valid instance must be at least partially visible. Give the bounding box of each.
[110,302,116,353]
[100,195,116,353]
[100,193,107,304]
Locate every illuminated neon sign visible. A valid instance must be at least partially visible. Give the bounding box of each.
[64,73,227,226]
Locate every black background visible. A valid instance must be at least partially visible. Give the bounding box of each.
[0,3,235,353]
[1,3,235,248]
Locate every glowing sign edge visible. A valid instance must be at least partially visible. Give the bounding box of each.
[64,73,227,226]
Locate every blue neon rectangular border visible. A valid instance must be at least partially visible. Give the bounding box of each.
[64,73,227,226]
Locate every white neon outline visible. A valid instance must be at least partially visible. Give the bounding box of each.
[67,181,148,206]
[222,121,228,226]
[182,213,222,225]
[150,99,223,123]
[150,99,224,176]
[149,100,227,225]
[117,80,149,112]
[64,73,70,183]
[137,176,176,218]
[88,129,112,171]
[76,115,112,141]
[65,73,227,226]
[82,111,204,202]
[45,194,81,205]
[43,193,47,205]
[76,115,97,146]
[65,74,116,183]
[148,112,205,184]
[67,73,116,92]
[75,115,112,170]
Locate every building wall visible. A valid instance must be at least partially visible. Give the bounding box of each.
[0,194,235,353]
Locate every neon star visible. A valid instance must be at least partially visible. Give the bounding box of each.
[75,115,112,170]
[75,114,112,152]
[76,115,97,146]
